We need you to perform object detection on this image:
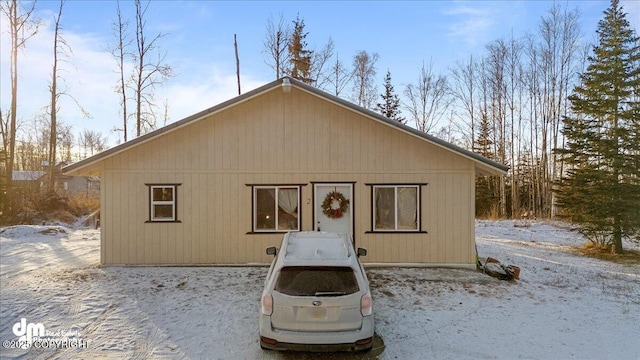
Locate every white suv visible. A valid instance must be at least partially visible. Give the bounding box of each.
[259,232,374,352]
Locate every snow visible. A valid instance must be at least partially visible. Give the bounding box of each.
[286,232,352,261]
[1,220,639,359]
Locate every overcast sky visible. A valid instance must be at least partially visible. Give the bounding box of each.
[1,1,638,147]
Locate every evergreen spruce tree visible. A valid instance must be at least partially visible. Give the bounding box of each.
[475,113,498,217]
[287,16,313,84]
[376,70,405,123]
[556,0,640,253]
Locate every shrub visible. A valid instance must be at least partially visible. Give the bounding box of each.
[1,188,99,226]
[67,193,100,217]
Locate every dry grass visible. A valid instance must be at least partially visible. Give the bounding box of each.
[2,190,100,226]
[486,205,502,220]
[49,209,77,224]
[575,244,640,265]
[67,193,100,217]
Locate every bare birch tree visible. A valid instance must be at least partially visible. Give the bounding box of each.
[263,13,291,79]
[47,0,65,190]
[326,53,353,97]
[450,55,477,148]
[19,116,48,171]
[404,60,450,133]
[57,122,73,163]
[78,129,108,159]
[0,110,8,159]
[310,37,334,89]
[504,35,524,218]
[132,0,173,137]
[466,3,582,219]
[46,0,89,188]
[352,50,379,109]
[0,0,38,189]
[485,39,509,217]
[538,4,581,217]
[111,0,132,142]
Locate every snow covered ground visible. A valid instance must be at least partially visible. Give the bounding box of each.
[1,220,638,359]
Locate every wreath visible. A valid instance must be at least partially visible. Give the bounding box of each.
[322,191,350,219]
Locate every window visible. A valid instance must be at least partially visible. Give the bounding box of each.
[275,266,359,296]
[148,184,179,222]
[373,185,419,231]
[253,186,300,232]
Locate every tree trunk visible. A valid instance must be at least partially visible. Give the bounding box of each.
[234,34,241,95]
[49,1,64,191]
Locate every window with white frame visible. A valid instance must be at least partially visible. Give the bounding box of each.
[149,185,178,222]
[373,185,419,231]
[253,186,300,232]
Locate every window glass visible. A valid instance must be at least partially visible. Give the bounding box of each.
[375,187,395,230]
[398,187,418,230]
[153,187,173,201]
[374,185,419,231]
[277,188,298,230]
[150,185,177,221]
[275,267,359,296]
[254,186,299,232]
[153,205,174,219]
[256,188,276,230]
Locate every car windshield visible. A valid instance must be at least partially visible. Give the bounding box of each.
[275,266,359,296]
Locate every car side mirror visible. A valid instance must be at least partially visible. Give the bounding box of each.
[266,247,277,256]
[357,247,367,257]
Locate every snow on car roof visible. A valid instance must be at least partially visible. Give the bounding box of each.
[283,232,351,261]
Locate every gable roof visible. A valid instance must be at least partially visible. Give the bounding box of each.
[63,77,508,176]
[12,171,46,181]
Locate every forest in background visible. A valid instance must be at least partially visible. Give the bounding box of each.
[1,1,638,251]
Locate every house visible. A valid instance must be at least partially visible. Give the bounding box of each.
[63,77,508,267]
[42,173,100,198]
[12,171,47,191]
[10,163,100,198]
[39,162,100,197]
[6,171,47,214]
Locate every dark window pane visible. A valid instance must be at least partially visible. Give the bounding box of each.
[154,205,174,219]
[275,267,359,296]
[375,187,395,230]
[256,188,276,230]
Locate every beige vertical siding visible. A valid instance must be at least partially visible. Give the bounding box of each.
[98,86,477,266]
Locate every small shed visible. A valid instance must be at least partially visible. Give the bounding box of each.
[64,77,507,267]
